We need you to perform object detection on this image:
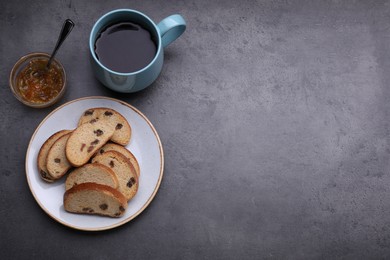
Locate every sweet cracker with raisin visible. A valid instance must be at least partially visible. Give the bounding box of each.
[78,108,131,146]
[92,150,138,202]
[66,119,115,167]
[46,132,73,180]
[37,129,72,182]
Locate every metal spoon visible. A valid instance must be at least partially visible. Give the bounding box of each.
[34,19,74,77]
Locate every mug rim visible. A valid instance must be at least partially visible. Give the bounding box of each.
[89,8,162,76]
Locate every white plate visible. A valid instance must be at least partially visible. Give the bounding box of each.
[26,96,164,231]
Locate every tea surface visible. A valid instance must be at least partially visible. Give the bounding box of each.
[94,22,157,73]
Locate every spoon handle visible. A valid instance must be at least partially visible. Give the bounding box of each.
[47,19,75,69]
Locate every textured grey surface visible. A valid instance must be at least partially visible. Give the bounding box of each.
[1,0,390,259]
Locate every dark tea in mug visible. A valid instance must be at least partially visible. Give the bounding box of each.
[94,21,157,73]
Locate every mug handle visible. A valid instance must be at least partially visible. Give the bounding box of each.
[157,14,186,48]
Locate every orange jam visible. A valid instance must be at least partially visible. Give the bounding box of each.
[16,59,63,103]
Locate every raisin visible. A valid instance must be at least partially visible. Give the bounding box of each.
[119,206,125,212]
[91,139,99,145]
[54,158,61,163]
[84,110,94,116]
[94,129,103,136]
[114,212,121,216]
[109,160,115,168]
[80,143,86,152]
[89,119,97,124]
[99,149,105,154]
[104,111,113,116]
[87,145,94,153]
[82,207,94,213]
[40,170,47,178]
[127,177,136,188]
[116,123,123,130]
[100,204,108,210]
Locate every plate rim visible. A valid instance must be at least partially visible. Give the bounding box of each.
[25,96,164,231]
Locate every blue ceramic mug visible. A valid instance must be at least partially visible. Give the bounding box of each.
[89,9,186,93]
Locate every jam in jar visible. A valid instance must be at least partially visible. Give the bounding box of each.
[16,58,64,104]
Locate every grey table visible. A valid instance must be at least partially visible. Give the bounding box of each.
[1,0,390,259]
